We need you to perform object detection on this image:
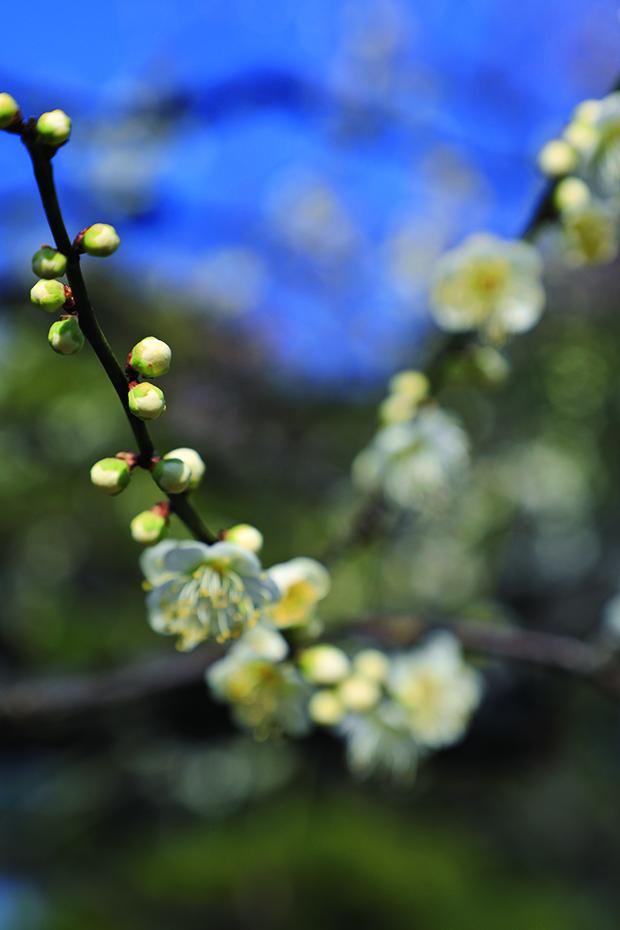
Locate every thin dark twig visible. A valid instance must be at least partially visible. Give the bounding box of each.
[19,128,217,544]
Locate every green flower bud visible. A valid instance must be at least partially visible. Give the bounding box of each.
[90,457,131,496]
[299,645,350,685]
[224,523,263,552]
[537,139,577,176]
[30,278,66,313]
[0,93,19,130]
[388,370,429,402]
[152,457,191,494]
[163,447,205,490]
[553,177,590,213]
[352,649,389,682]
[130,336,171,378]
[308,690,345,726]
[48,317,84,355]
[32,247,67,279]
[337,674,381,712]
[130,510,167,545]
[128,382,166,421]
[81,223,120,257]
[36,109,71,146]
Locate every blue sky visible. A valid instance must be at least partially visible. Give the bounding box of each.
[1,0,619,386]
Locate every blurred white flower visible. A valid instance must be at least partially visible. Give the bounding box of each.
[339,701,419,780]
[561,202,618,266]
[266,557,331,629]
[207,622,310,738]
[430,234,545,342]
[389,633,482,749]
[577,92,620,198]
[353,406,469,512]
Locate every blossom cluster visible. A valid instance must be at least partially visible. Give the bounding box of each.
[140,535,482,778]
[427,93,620,343]
[539,93,620,266]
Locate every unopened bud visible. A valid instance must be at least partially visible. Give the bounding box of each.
[128,382,166,420]
[30,279,66,313]
[164,447,205,490]
[224,523,263,552]
[81,223,120,257]
[129,336,171,378]
[48,317,84,355]
[299,645,350,685]
[130,509,167,545]
[90,457,131,496]
[388,370,429,402]
[353,649,389,682]
[0,93,19,130]
[338,674,381,712]
[32,247,67,279]
[308,690,345,726]
[36,109,71,146]
[152,457,191,494]
[553,177,591,213]
[537,139,578,176]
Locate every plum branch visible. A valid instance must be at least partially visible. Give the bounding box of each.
[6,114,217,544]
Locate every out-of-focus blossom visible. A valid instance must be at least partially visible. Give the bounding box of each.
[339,701,419,780]
[353,406,469,512]
[561,202,618,266]
[266,557,331,629]
[575,93,620,199]
[207,622,310,738]
[388,633,482,749]
[379,369,430,425]
[141,540,279,650]
[430,234,545,343]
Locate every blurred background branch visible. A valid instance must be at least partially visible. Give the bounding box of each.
[0,615,616,724]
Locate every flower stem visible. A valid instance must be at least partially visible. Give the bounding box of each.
[22,133,217,544]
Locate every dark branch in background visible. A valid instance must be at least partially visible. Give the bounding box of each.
[19,124,217,544]
[0,616,618,723]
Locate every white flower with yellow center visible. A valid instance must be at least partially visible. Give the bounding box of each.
[141,540,279,650]
[430,234,545,343]
[388,634,482,749]
[266,557,330,628]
